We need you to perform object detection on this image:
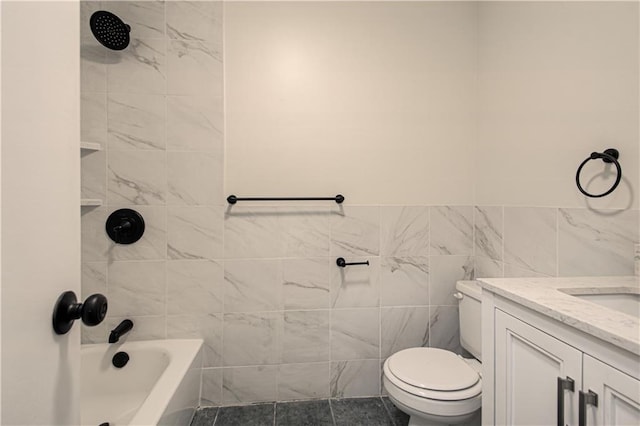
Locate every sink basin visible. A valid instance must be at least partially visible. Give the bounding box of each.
[565,291,640,317]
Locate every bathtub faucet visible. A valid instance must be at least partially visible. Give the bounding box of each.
[109,319,133,343]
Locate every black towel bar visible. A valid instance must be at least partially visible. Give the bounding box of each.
[227,194,344,204]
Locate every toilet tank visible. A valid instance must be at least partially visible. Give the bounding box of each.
[456,280,482,361]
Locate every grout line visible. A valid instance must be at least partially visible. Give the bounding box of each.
[328,399,337,426]
[379,396,396,426]
[212,405,220,426]
[273,401,276,426]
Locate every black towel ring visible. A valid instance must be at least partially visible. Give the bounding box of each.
[575,148,622,198]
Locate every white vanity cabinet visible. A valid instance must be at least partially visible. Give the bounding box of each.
[482,287,640,426]
[495,309,582,426]
[582,354,640,426]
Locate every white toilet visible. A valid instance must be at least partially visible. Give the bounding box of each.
[383,280,483,426]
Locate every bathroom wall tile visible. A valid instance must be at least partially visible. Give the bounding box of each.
[81,206,109,261]
[81,40,107,93]
[107,38,166,94]
[474,206,503,261]
[167,314,222,368]
[381,307,430,358]
[223,312,281,366]
[331,206,380,257]
[107,150,166,205]
[166,0,222,43]
[80,316,144,345]
[167,151,223,205]
[503,263,549,278]
[331,308,379,360]
[430,206,473,255]
[278,363,331,400]
[282,258,331,310]
[280,207,331,257]
[281,310,330,363]
[201,368,223,406]
[504,207,557,276]
[331,257,380,308]
[107,205,167,261]
[380,206,429,257]
[109,1,165,39]
[167,206,223,260]
[223,366,278,405]
[558,208,639,276]
[83,315,167,345]
[103,315,166,343]
[380,257,429,307]
[108,261,166,317]
[167,40,222,96]
[430,255,474,306]
[474,257,504,279]
[81,319,109,344]
[167,95,223,152]
[81,150,106,200]
[81,92,107,143]
[167,260,223,315]
[330,360,380,398]
[224,259,281,312]
[429,306,461,354]
[107,93,165,150]
[224,207,283,259]
[81,262,107,300]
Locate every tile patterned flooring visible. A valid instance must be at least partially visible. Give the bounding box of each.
[190,397,410,426]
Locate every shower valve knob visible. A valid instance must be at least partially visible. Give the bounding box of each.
[52,291,108,335]
[106,208,145,244]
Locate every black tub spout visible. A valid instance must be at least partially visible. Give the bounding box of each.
[109,319,133,343]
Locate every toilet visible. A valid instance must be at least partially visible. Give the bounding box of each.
[383,280,483,426]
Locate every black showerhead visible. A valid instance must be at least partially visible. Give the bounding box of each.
[90,11,130,51]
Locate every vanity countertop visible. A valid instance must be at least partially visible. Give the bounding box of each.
[477,276,640,355]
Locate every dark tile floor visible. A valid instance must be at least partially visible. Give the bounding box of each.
[191,397,410,426]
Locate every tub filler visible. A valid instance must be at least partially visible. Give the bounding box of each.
[81,339,203,426]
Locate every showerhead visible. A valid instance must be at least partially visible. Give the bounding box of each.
[90,11,130,51]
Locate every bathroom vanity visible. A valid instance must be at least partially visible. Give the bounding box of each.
[478,276,639,426]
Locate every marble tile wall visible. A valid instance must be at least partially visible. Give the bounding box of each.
[80,0,639,408]
[474,206,639,279]
[197,205,474,405]
[79,0,225,376]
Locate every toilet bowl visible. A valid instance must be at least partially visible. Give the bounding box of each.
[382,280,483,426]
[383,348,481,425]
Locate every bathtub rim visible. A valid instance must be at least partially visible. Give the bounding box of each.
[81,338,203,426]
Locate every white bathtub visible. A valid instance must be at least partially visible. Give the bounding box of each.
[81,339,203,426]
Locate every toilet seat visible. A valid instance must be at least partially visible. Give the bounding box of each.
[383,348,482,401]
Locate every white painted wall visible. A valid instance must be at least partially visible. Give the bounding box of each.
[476,1,639,209]
[1,1,80,424]
[225,1,478,205]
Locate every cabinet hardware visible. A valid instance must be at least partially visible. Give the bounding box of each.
[557,376,575,426]
[579,390,598,426]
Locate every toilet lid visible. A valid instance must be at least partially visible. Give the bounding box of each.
[387,348,479,391]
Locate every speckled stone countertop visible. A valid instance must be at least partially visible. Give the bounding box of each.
[477,276,640,356]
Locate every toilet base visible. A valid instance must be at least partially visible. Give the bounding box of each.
[406,411,481,426]
[389,394,479,426]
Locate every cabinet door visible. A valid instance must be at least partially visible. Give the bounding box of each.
[581,354,640,426]
[495,310,582,426]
